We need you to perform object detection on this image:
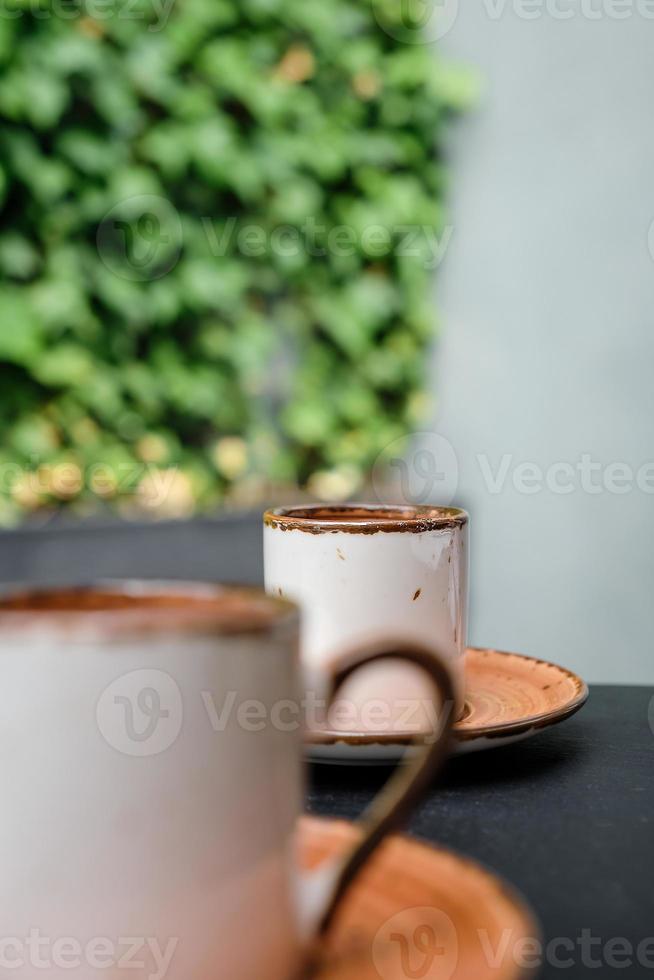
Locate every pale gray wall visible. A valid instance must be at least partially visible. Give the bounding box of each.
[432,3,654,683]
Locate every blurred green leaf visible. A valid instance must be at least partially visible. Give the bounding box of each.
[0,0,471,521]
[0,233,40,279]
[0,288,43,365]
[32,344,95,387]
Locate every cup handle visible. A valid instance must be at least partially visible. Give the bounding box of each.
[298,640,456,941]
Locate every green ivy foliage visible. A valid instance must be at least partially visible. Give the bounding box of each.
[0,0,472,523]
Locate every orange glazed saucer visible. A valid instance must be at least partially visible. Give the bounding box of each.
[306,647,589,764]
[300,816,539,980]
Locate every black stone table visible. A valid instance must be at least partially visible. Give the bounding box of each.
[1,516,653,978]
[309,685,654,979]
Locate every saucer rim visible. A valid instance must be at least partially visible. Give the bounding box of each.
[305,647,589,747]
[304,814,541,980]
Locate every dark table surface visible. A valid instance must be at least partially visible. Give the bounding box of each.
[310,685,654,978]
[2,516,653,978]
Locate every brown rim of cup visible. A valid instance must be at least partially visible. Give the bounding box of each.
[263,504,469,534]
[0,581,298,639]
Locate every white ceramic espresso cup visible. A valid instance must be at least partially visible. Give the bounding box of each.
[0,582,455,980]
[264,504,469,729]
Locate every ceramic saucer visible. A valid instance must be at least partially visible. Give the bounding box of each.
[307,647,589,764]
[301,816,539,980]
